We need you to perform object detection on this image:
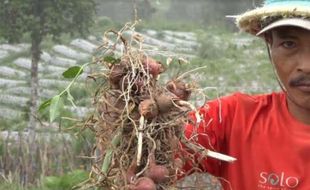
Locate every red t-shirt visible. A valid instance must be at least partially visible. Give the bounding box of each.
[184,92,310,190]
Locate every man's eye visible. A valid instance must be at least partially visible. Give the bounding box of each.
[281,41,296,49]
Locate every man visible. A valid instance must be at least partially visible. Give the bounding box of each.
[131,0,310,189]
[182,0,310,189]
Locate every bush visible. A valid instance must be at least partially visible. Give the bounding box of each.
[42,170,88,190]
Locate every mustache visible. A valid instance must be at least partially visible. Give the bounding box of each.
[289,75,310,86]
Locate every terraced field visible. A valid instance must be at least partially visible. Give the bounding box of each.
[0,30,200,126]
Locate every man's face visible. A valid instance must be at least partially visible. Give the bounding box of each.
[270,26,310,110]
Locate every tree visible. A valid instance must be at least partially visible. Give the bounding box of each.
[0,0,95,128]
[0,0,95,184]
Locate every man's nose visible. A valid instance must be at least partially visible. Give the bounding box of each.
[297,48,310,73]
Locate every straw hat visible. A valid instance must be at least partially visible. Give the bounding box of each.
[237,0,310,35]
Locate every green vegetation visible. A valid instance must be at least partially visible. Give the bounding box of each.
[194,29,278,96]
[0,170,89,190]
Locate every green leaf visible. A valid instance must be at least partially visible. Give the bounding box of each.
[62,66,83,78]
[38,98,52,112]
[104,56,120,64]
[49,95,62,122]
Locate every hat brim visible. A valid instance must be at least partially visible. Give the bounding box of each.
[256,18,310,36]
[237,5,310,35]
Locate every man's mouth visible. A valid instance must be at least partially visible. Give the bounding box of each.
[290,76,310,93]
[295,84,310,92]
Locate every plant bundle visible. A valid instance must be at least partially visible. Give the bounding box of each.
[74,22,234,190]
